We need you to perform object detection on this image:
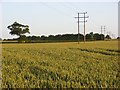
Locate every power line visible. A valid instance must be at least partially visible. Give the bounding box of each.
[59,2,75,12]
[75,12,89,43]
[40,2,73,18]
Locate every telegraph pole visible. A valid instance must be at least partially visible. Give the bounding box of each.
[78,13,80,44]
[101,26,103,34]
[80,12,89,43]
[103,26,106,40]
[75,12,88,43]
[83,13,86,43]
[77,13,80,44]
[101,26,106,40]
[75,13,80,44]
[101,26,103,40]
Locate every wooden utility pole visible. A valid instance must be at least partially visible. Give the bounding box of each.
[101,26,103,34]
[77,13,80,44]
[101,26,106,40]
[74,13,80,44]
[75,12,89,43]
[83,12,87,43]
[101,26,103,40]
[103,26,106,40]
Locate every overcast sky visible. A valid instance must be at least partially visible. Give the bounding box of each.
[0,0,119,39]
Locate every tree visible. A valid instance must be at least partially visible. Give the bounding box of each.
[18,35,28,43]
[117,37,120,39]
[89,32,94,40]
[41,35,47,40]
[86,34,91,40]
[105,35,111,39]
[48,35,55,40]
[7,22,30,42]
[100,34,104,40]
[93,33,101,40]
[86,32,94,41]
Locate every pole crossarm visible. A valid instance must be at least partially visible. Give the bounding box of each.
[75,16,89,18]
[78,16,89,18]
[77,20,87,23]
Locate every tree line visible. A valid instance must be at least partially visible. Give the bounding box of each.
[4,33,111,43]
[4,22,112,43]
[26,33,110,41]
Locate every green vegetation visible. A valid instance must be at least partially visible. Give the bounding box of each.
[7,22,30,43]
[4,32,111,42]
[2,40,120,88]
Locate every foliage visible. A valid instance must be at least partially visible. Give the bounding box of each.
[99,34,104,40]
[19,32,110,42]
[86,32,94,41]
[2,40,119,88]
[105,35,111,39]
[18,35,29,43]
[7,22,30,42]
[93,33,101,40]
[117,37,120,39]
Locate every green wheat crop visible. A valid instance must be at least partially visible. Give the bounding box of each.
[2,40,120,88]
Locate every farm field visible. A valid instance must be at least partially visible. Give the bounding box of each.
[1,40,120,88]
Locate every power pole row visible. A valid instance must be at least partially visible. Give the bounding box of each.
[75,12,89,43]
[101,26,114,39]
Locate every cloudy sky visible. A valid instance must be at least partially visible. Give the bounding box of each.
[0,0,119,39]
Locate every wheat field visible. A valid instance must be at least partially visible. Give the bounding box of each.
[2,40,120,88]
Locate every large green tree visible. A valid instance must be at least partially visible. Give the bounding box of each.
[7,22,30,42]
